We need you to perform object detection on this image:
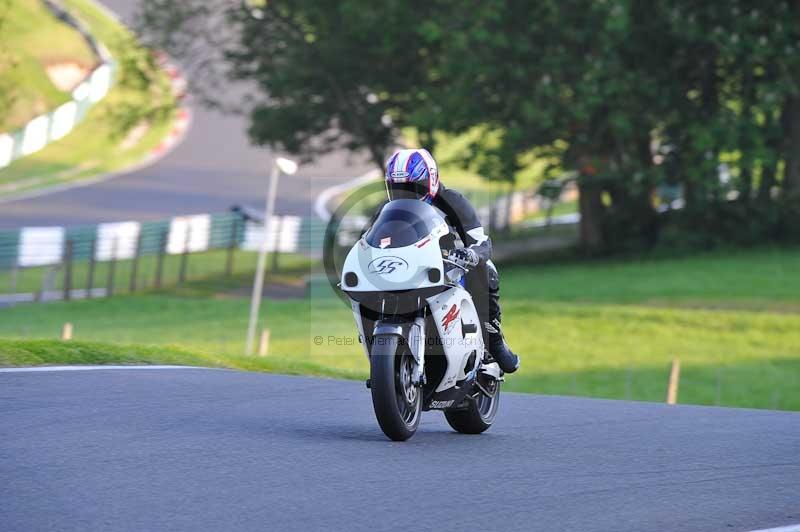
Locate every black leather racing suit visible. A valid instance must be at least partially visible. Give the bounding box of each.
[427,184,502,340]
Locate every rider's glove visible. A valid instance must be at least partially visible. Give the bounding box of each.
[450,247,480,270]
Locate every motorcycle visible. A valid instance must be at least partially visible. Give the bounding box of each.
[339,199,503,441]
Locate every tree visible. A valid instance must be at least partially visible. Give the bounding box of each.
[137,0,445,169]
[0,0,17,128]
[137,0,800,250]
[425,0,666,250]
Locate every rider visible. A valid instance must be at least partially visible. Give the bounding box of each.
[383,148,520,374]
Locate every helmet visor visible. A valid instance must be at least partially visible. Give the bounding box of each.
[385,180,429,201]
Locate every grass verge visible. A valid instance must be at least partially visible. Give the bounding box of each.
[0,339,362,380]
[0,0,177,198]
[1,246,799,411]
[0,249,313,296]
[0,0,96,130]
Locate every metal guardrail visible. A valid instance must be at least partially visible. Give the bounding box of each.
[0,182,578,304]
[0,211,336,304]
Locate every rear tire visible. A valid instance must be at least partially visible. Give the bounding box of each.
[370,335,421,441]
[444,373,500,434]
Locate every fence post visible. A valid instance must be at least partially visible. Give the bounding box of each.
[178,225,191,284]
[87,239,97,298]
[270,216,283,273]
[155,230,167,289]
[35,271,44,302]
[37,267,57,302]
[666,358,681,405]
[129,231,142,293]
[258,327,270,357]
[226,218,238,276]
[62,239,74,301]
[61,322,73,341]
[107,237,118,297]
[10,264,18,294]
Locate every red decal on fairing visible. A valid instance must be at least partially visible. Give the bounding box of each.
[415,237,431,248]
[441,304,460,332]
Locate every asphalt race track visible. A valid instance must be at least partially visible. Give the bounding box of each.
[0,0,373,228]
[1,367,798,532]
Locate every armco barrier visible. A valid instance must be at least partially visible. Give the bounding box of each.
[0,213,239,271]
[0,211,345,304]
[0,0,116,170]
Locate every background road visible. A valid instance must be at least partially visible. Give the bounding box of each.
[0,0,372,229]
[1,367,798,532]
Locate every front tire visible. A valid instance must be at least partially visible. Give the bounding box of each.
[444,372,500,434]
[370,335,421,441]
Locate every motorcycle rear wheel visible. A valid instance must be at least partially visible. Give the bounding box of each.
[370,334,422,441]
[444,371,500,434]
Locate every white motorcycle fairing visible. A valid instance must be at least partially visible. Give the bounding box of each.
[425,285,483,393]
[341,199,487,409]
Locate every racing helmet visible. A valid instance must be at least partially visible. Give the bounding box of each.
[384,148,439,202]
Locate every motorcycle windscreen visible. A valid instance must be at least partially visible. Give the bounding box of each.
[364,199,442,248]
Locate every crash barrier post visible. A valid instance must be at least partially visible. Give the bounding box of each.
[129,232,142,292]
[87,239,97,298]
[62,239,73,301]
[178,226,191,285]
[107,237,118,297]
[155,230,167,289]
[226,219,238,276]
[9,265,18,293]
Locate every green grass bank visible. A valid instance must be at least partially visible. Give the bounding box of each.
[1,246,798,410]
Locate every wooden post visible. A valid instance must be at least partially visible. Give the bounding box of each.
[258,328,271,357]
[107,237,118,297]
[270,216,283,273]
[129,232,142,293]
[62,240,74,301]
[86,239,97,298]
[155,230,167,289]
[226,218,238,276]
[666,358,681,405]
[61,322,73,341]
[178,226,191,284]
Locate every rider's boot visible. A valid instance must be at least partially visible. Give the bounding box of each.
[484,317,520,374]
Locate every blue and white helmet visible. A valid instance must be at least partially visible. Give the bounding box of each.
[385,148,439,201]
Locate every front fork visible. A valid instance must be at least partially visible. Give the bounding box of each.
[371,315,426,386]
[408,317,426,385]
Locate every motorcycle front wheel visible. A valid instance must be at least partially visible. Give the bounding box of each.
[444,370,500,434]
[370,334,421,441]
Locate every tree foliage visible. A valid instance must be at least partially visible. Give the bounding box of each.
[137,0,800,251]
[0,0,17,127]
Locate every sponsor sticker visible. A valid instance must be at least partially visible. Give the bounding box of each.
[441,304,460,332]
[367,256,409,275]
